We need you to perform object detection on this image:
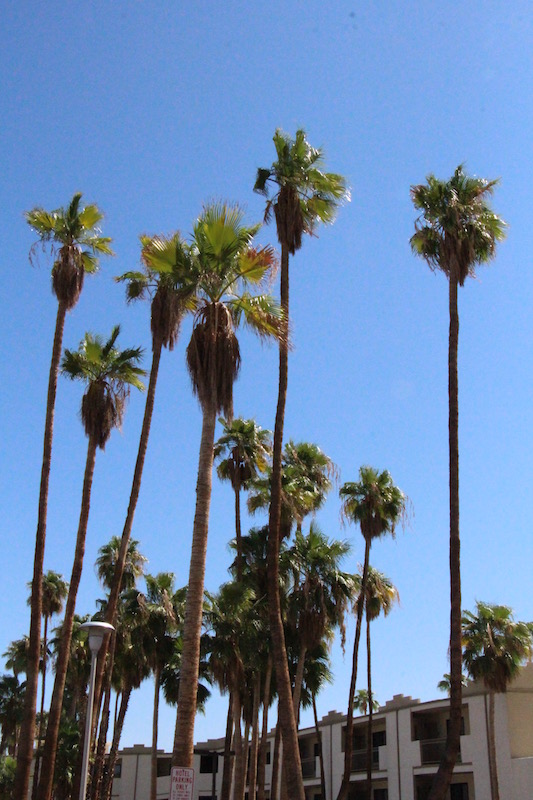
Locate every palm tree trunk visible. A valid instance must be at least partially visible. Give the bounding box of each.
[312,692,326,800]
[235,486,243,582]
[232,689,246,800]
[257,656,272,800]
[93,343,163,718]
[173,403,217,767]
[292,643,307,722]
[488,690,500,800]
[248,673,261,800]
[16,301,68,800]
[32,615,49,800]
[220,694,235,800]
[366,613,373,800]
[102,686,131,800]
[151,665,161,800]
[337,537,371,800]
[270,721,281,800]
[267,243,305,800]
[429,270,462,800]
[37,436,98,800]
[91,640,115,800]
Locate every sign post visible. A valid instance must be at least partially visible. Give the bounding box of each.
[170,767,194,800]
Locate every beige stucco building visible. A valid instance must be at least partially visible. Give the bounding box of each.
[111,663,533,800]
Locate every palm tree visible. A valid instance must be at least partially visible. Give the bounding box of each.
[17,194,113,800]
[37,327,145,800]
[255,131,348,800]
[353,690,380,716]
[462,602,533,800]
[126,574,183,800]
[91,537,147,800]
[29,571,68,798]
[362,566,399,800]
[411,167,506,800]
[337,466,406,800]
[3,638,30,680]
[287,523,353,718]
[247,440,336,539]
[214,417,272,581]
[172,203,282,769]
[0,675,26,757]
[104,234,198,639]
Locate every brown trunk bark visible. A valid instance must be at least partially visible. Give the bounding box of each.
[91,636,115,800]
[428,270,462,800]
[267,243,305,800]
[101,687,131,800]
[37,437,98,800]
[270,721,281,800]
[31,615,49,800]
[235,485,243,583]
[93,343,163,718]
[366,613,372,800]
[337,537,371,800]
[247,673,261,800]
[312,692,326,800]
[232,690,246,800]
[220,694,235,800]
[257,656,272,800]
[16,301,68,800]
[151,666,161,800]
[292,642,307,723]
[172,404,217,767]
[488,690,500,800]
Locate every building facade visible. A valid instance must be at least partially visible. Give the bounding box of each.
[111,663,533,800]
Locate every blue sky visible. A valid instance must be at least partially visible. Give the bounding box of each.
[2,1,533,750]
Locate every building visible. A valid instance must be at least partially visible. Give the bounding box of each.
[111,662,533,800]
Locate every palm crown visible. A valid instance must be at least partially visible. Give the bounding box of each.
[26,192,113,308]
[61,325,145,448]
[117,232,199,351]
[340,466,406,543]
[186,203,282,418]
[254,128,350,254]
[410,165,507,286]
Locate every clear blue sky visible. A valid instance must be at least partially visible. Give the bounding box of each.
[2,1,532,750]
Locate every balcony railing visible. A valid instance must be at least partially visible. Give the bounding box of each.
[419,738,461,765]
[301,755,318,779]
[351,747,379,772]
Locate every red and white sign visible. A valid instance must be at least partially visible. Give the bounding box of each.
[170,767,194,800]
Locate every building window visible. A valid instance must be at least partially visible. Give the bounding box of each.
[266,747,271,765]
[113,759,122,778]
[374,790,388,800]
[157,757,172,777]
[199,754,219,774]
[450,784,469,800]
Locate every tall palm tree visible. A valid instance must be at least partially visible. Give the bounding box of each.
[410,167,506,800]
[337,466,405,800]
[462,602,533,800]
[90,537,147,800]
[214,417,272,581]
[172,203,282,769]
[17,194,113,800]
[104,234,198,636]
[255,131,348,800]
[362,566,399,800]
[126,574,183,800]
[37,327,145,800]
[29,571,68,798]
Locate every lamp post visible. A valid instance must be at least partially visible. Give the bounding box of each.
[79,621,114,800]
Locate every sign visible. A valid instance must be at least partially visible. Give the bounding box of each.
[170,766,194,800]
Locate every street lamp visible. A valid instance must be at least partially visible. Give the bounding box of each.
[79,621,114,800]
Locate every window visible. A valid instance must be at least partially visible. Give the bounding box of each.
[199,754,219,774]
[266,747,271,765]
[373,730,386,748]
[113,759,122,778]
[450,784,469,800]
[157,757,172,777]
[374,790,388,800]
